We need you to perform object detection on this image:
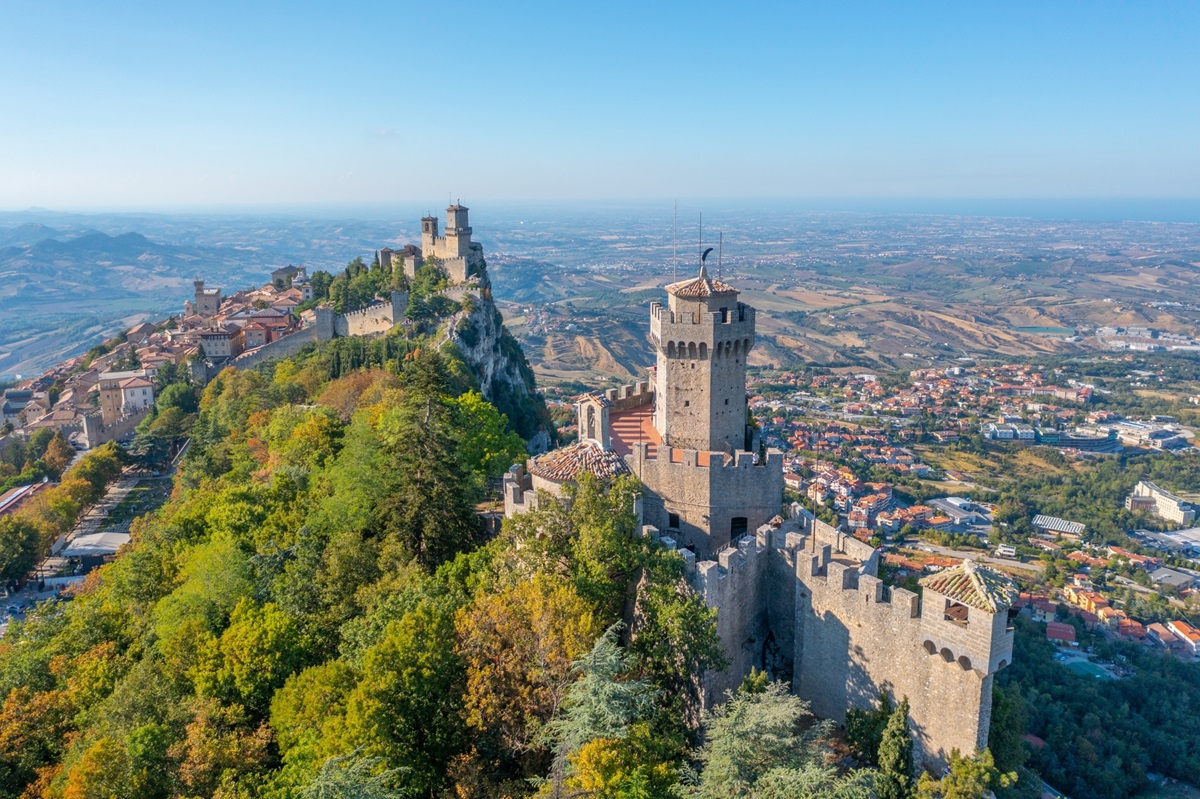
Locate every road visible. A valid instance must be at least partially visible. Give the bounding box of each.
[907,541,1045,574]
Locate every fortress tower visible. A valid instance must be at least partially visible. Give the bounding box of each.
[651,265,755,453]
[413,205,485,283]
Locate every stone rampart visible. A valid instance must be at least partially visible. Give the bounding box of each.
[793,550,995,768]
[81,406,153,449]
[228,327,319,371]
[693,531,771,704]
[334,291,408,337]
[502,463,539,517]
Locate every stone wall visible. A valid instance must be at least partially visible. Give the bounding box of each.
[688,504,1004,770]
[227,327,320,371]
[81,406,152,449]
[794,552,996,768]
[627,442,784,560]
[502,463,539,517]
[334,291,408,337]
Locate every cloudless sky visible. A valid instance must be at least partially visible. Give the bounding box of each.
[1,1,1198,211]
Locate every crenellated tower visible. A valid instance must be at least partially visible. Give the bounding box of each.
[650,264,756,453]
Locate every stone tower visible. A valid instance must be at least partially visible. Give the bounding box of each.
[444,204,472,258]
[420,214,439,253]
[650,264,756,453]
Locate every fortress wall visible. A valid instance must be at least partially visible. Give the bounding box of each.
[337,303,390,337]
[228,327,319,371]
[438,284,480,303]
[82,406,152,448]
[628,444,784,560]
[794,556,992,769]
[695,533,770,705]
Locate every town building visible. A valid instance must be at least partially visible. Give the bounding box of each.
[1126,481,1197,527]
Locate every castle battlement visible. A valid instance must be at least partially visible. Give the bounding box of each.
[603,380,653,410]
[650,302,756,349]
[502,463,540,517]
[630,442,782,473]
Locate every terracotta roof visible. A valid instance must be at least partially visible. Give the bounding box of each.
[919,559,1017,612]
[528,441,632,483]
[582,391,612,407]
[667,265,737,298]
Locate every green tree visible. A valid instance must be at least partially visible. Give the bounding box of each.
[916,749,1015,799]
[450,390,527,484]
[694,680,862,799]
[376,354,481,572]
[344,601,465,798]
[301,750,406,799]
[876,697,913,799]
[192,598,305,716]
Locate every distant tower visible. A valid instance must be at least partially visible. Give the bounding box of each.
[651,264,756,453]
[444,203,472,258]
[421,214,439,253]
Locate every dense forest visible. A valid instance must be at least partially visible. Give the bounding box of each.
[4,337,1014,799]
[998,616,1200,799]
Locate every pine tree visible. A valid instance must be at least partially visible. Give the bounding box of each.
[876,697,914,799]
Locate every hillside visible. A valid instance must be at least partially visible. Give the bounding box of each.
[0,228,269,376]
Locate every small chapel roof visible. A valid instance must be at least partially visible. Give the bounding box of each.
[919,559,1018,612]
[528,440,632,483]
[666,264,737,299]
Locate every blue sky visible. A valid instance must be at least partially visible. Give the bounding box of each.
[1,1,1197,210]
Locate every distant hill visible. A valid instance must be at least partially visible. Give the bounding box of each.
[0,230,271,377]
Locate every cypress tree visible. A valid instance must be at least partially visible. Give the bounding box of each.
[877,697,914,799]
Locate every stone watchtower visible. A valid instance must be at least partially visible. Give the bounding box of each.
[650,264,756,453]
[420,214,439,253]
[444,204,472,258]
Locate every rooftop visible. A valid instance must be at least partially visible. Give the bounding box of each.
[666,265,737,299]
[919,559,1018,612]
[528,440,632,483]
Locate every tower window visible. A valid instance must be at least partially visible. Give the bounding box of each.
[725,399,729,405]
[668,513,680,529]
[684,400,689,407]
[944,600,969,627]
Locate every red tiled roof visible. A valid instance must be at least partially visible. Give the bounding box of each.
[919,559,1018,612]
[667,266,737,298]
[528,441,631,483]
[1046,621,1076,643]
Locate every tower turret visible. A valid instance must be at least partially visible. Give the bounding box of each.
[444,203,472,258]
[650,264,756,453]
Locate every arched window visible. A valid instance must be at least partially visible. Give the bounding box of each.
[699,342,708,359]
[586,406,596,441]
[667,341,676,358]
[688,342,697,359]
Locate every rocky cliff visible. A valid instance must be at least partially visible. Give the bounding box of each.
[443,285,554,453]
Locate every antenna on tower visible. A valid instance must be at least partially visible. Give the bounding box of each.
[672,201,677,283]
[698,212,703,271]
[718,231,723,280]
